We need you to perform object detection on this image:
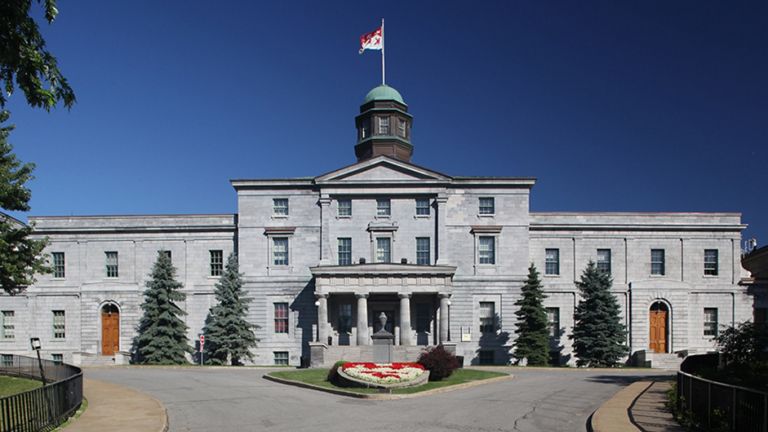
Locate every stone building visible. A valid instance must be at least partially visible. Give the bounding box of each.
[0,85,753,368]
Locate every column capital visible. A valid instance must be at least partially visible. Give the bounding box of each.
[315,293,328,300]
[438,293,451,299]
[398,293,411,299]
[355,293,369,299]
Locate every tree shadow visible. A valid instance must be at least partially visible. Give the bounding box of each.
[292,280,316,367]
[473,313,510,365]
[585,374,674,385]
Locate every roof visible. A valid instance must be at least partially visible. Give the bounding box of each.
[364,85,405,105]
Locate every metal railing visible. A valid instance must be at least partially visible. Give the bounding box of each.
[678,370,768,432]
[0,354,83,432]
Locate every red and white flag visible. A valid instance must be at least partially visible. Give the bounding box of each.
[359,27,383,54]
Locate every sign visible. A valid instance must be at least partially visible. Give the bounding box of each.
[461,327,472,342]
[199,334,205,347]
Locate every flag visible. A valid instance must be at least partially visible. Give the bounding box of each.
[359,27,382,54]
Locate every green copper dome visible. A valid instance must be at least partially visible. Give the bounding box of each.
[364,85,405,105]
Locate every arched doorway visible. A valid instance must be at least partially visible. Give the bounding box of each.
[101,303,120,356]
[649,302,669,353]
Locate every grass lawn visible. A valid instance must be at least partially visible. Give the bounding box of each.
[269,368,507,395]
[0,375,42,397]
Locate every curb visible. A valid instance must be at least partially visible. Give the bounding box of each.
[590,380,653,432]
[263,372,513,400]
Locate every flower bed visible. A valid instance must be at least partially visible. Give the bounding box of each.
[338,362,429,388]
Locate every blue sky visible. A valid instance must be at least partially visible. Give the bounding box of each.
[6,1,767,246]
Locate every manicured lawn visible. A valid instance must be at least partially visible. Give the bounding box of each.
[269,368,507,395]
[0,375,42,397]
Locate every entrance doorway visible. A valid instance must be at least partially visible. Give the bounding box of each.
[649,302,669,353]
[101,304,120,356]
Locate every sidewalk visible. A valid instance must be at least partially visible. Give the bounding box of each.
[592,379,685,432]
[63,378,168,432]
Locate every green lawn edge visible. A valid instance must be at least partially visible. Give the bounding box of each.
[268,368,508,395]
[0,376,43,397]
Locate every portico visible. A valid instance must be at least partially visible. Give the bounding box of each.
[309,263,455,366]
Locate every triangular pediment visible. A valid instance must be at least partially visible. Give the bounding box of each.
[315,156,451,183]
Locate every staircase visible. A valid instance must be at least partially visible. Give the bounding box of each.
[647,353,684,370]
[76,354,116,367]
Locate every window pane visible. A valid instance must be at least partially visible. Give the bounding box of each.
[338,238,352,265]
[338,199,352,217]
[480,302,495,333]
[378,116,389,134]
[376,199,391,216]
[210,250,223,276]
[52,252,65,278]
[479,236,495,264]
[53,310,66,339]
[274,351,289,365]
[545,249,560,275]
[597,249,611,274]
[376,238,391,263]
[398,119,406,137]
[704,308,718,337]
[651,249,665,275]
[2,311,14,339]
[479,197,495,215]
[51,354,63,365]
[546,308,560,338]
[273,198,289,216]
[273,238,289,266]
[416,237,430,265]
[704,249,718,276]
[105,252,119,278]
[274,303,289,334]
[416,198,430,216]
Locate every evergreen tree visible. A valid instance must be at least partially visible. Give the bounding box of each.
[513,264,550,365]
[0,114,49,295]
[133,251,191,364]
[202,254,258,365]
[571,261,628,367]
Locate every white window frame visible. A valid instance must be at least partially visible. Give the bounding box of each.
[338,199,352,217]
[1,311,14,340]
[479,197,495,216]
[397,118,407,138]
[479,302,496,333]
[651,249,665,276]
[416,237,431,265]
[274,302,290,334]
[545,249,560,276]
[273,198,289,217]
[338,238,352,266]
[375,237,392,263]
[272,237,289,266]
[378,116,390,135]
[105,251,119,278]
[478,236,496,265]
[52,252,65,278]
[273,351,289,366]
[53,310,66,340]
[596,249,611,274]
[209,250,223,276]
[546,307,560,339]
[376,198,391,217]
[415,198,430,217]
[703,308,718,337]
[704,249,719,276]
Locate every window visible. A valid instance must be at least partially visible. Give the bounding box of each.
[51,354,63,365]
[274,303,289,334]
[416,237,431,265]
[478,236,495,265]
[210,250,223,276]
[397,119,406,137]
[597,249,611,274]
[546,307,560,339]
[545,249,560,275]
[338,238,352,266]
[704,308,718,337]
[479,197,495,215]
[53,310,66,339]
[338,304,352,333]
[651,249,665,275]
[273,237,289,266]
[376,237,391,263]
[416,198,430,216]
[273,198,289,216]
[274,351,289,366]
[338,199,352,217]
[52,252,65,278]
[704,249,719,276]
[105,251,118,278]
[378,116,389,134]
[376,198,391,216]
[1,311,14,340]
[479,302,495,333]
[1,354,12,367]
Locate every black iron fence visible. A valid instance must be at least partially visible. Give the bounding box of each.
[678,370,768,432]
[0,354,83,432]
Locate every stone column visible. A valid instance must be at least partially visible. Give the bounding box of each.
[319,195,332,265]
[439,293,450,343]
[399,294,412,346]
[435,195,448,265]
[317,294,328,344]
[356,294,369,346]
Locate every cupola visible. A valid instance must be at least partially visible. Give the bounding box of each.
[354,85,413,162]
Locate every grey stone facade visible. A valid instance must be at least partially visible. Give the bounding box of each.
[0,87,753,368]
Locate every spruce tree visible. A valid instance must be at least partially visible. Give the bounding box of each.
[571,261,628,367]
[134,251,191,364]
[513,264,550,365]
[202,253,258,365]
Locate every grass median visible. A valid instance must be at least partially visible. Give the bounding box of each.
[0,375,42,397]
[269,368,508,395]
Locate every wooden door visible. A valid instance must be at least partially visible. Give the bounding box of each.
[649,310,667,353]
[101,308,119,356]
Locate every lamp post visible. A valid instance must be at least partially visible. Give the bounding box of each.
[30,337,47,386]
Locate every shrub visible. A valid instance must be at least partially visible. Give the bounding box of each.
[326,360,347,385]
[418,345,459,381]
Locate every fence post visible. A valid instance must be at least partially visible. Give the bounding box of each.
[763,393,767,432]
[733,387,737,430]
[708,382,711,428]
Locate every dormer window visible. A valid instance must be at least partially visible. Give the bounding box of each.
[378,116,389,135]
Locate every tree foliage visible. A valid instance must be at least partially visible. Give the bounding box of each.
[0,112,48,295]
[715,321,768,366]
[571,261,628,367]
[202,253,258,365]
[513,264,550,365]
[133,251,191,364]
[0,0,75,110]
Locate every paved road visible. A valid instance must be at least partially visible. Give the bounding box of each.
[85,367,672,432]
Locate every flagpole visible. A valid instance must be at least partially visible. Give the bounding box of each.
[381,18,385,85]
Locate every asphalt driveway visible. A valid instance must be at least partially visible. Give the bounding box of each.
[84,367,671,432]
